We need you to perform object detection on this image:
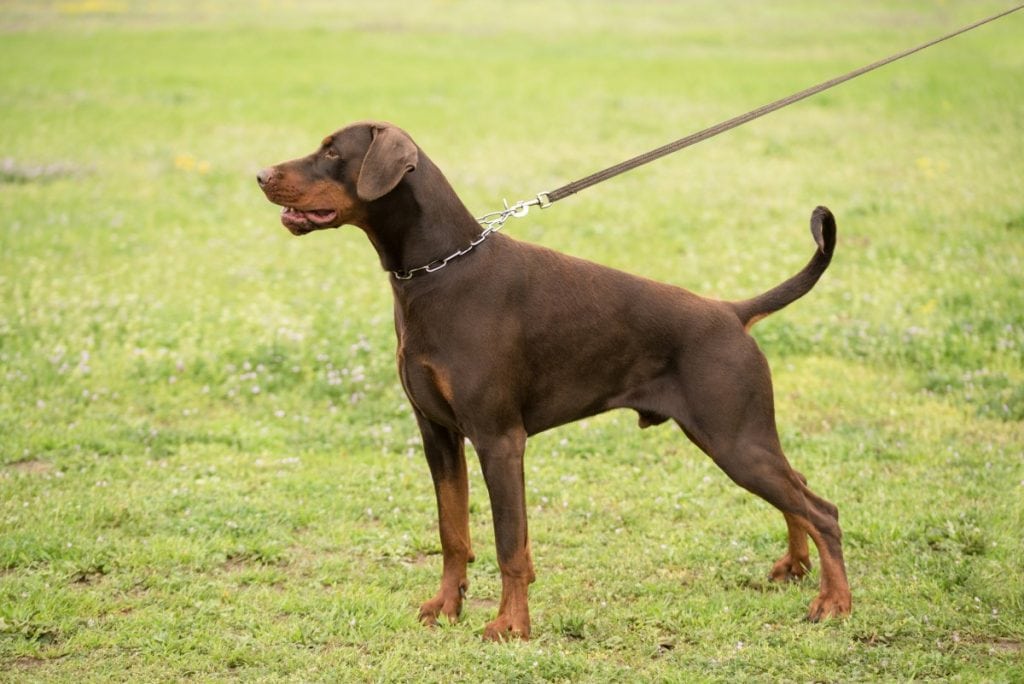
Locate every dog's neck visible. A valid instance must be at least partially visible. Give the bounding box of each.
[359,153,482,278]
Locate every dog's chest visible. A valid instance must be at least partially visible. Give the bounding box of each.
[395,326,461,430]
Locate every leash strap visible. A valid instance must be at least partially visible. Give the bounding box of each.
[528,4,1023,207]
[392,5,1020,280]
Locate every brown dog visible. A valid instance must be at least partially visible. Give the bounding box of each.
[257,121,851,640]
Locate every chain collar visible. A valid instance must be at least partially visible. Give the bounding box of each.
[391,194,549,280]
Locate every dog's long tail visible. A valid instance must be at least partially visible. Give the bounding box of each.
[731,206,836,330]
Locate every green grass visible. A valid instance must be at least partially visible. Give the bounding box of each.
[2,0,1022,680]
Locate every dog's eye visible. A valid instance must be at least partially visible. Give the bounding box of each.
[324,148,340,160]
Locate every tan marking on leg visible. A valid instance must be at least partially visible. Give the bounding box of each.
[770,512,812,582]
[794,515,851,620]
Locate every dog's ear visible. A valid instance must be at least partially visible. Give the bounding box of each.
[356,125,419,202]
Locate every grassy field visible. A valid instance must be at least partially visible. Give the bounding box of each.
[2,0,1022,680]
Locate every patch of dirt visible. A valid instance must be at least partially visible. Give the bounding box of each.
[0,158,87,184]
[222,555,249,572]
[70,568,107,586]
[407,552,439,567]
[853,632,894,646]
[468,596,499,611]
[940,632,1022,654]
[969,636,1022,654]
[7,459,52,474]
[12,656,48,670]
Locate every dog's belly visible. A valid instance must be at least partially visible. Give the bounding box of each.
[515,338,674,434]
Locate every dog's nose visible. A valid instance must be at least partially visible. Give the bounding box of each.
[256,167,274,187]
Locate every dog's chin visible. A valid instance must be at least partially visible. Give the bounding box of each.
[280,207,340,235]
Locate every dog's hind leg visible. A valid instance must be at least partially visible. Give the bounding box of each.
[415,413,475,627]
[727,443,847,619]
[692,428,851,618]
[674,343,851,620]
[706,435,851,620]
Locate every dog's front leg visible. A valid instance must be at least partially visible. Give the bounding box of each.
[416,413,474,628]
[476,427,535,641]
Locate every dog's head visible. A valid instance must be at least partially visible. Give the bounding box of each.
[257,121,419,235]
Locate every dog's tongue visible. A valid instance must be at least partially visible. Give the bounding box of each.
[283,207,337,224]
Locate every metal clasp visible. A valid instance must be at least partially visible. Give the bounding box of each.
[510,199,531,218]
[503,191,552,218]
[391,190,552,280]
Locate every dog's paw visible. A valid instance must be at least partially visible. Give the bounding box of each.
[418,588,464,627]
[807,591,852,622]
[768,553,812,583]
[482,614,530,642]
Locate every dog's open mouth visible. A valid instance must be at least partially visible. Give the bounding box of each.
[280,206,339,235]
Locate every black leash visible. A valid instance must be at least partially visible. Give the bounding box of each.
[515,3,1024,211]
